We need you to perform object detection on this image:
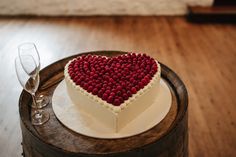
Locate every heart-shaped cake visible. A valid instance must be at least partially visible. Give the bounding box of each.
[64,53,161,132]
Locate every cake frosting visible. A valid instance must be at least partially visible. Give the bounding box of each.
[64,53,161,132]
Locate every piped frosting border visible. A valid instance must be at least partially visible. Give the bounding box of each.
[64,55,161,114]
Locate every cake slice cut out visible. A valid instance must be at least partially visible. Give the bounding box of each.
[64,53,161,132]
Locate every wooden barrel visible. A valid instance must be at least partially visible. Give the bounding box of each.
[19,51,188,157]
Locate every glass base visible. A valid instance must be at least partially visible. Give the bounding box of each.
[31,110,50,125]
[31,95,50,109]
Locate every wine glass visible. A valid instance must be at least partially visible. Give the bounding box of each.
[15,56,50,125]
[18,43,49,108]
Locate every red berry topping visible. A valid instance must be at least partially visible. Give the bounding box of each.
[92,88,98,95]
[83,83,89,89]
[76,79,80,85]
[123,93,128,100]
[88,86,93,92]
[114,99,120,106]
[110,92,115,97]
[117,86,122,91]
[105,90,111,94]
[102,93,108,100]
[131,87,137,94]
[107,96,113,103]
[98,90,103,97]
[68,53,158,106]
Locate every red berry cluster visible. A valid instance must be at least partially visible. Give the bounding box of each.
[67,53,158,106]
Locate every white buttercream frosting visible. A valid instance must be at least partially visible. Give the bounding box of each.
[64,55,161,114]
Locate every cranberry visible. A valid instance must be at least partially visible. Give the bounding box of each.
[102,93,108,100]
[88,86,93,92]
[92,88,98,95]
[116,86,122,91]
[127,90,132,97]
[114,99,120,106]
[107,96,113,103]
[98,90,103,97]
[123,93,128,100]
[76,79,80,85]
[131,87,137,94]
[110,92,115,97]
[68,53,158,106]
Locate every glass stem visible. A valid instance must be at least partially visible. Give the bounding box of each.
[32,93,38,108]
[32,93,42,119]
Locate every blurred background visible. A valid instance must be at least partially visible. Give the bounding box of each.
[0,0,212,15]
[0,0,235,157]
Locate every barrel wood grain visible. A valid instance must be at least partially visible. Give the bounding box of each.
[19,51,188,157]
[1,16,235,157]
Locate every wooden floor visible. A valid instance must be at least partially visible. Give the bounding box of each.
[0,16,235,157]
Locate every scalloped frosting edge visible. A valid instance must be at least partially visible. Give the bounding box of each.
[64,55,161,114]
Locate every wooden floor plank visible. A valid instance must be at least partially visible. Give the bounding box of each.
[0,16,235,157]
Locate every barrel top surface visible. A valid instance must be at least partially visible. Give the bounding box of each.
[19,51,188,155]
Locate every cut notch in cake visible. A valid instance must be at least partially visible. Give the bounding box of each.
[64,53,161,132]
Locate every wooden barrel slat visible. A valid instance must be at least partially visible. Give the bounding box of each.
[19,51,188,157]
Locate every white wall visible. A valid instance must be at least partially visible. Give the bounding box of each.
[0,0,213,16]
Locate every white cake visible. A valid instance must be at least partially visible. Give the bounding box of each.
[64,53,161,132]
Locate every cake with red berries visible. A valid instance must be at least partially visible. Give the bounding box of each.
[64,53,161,132]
